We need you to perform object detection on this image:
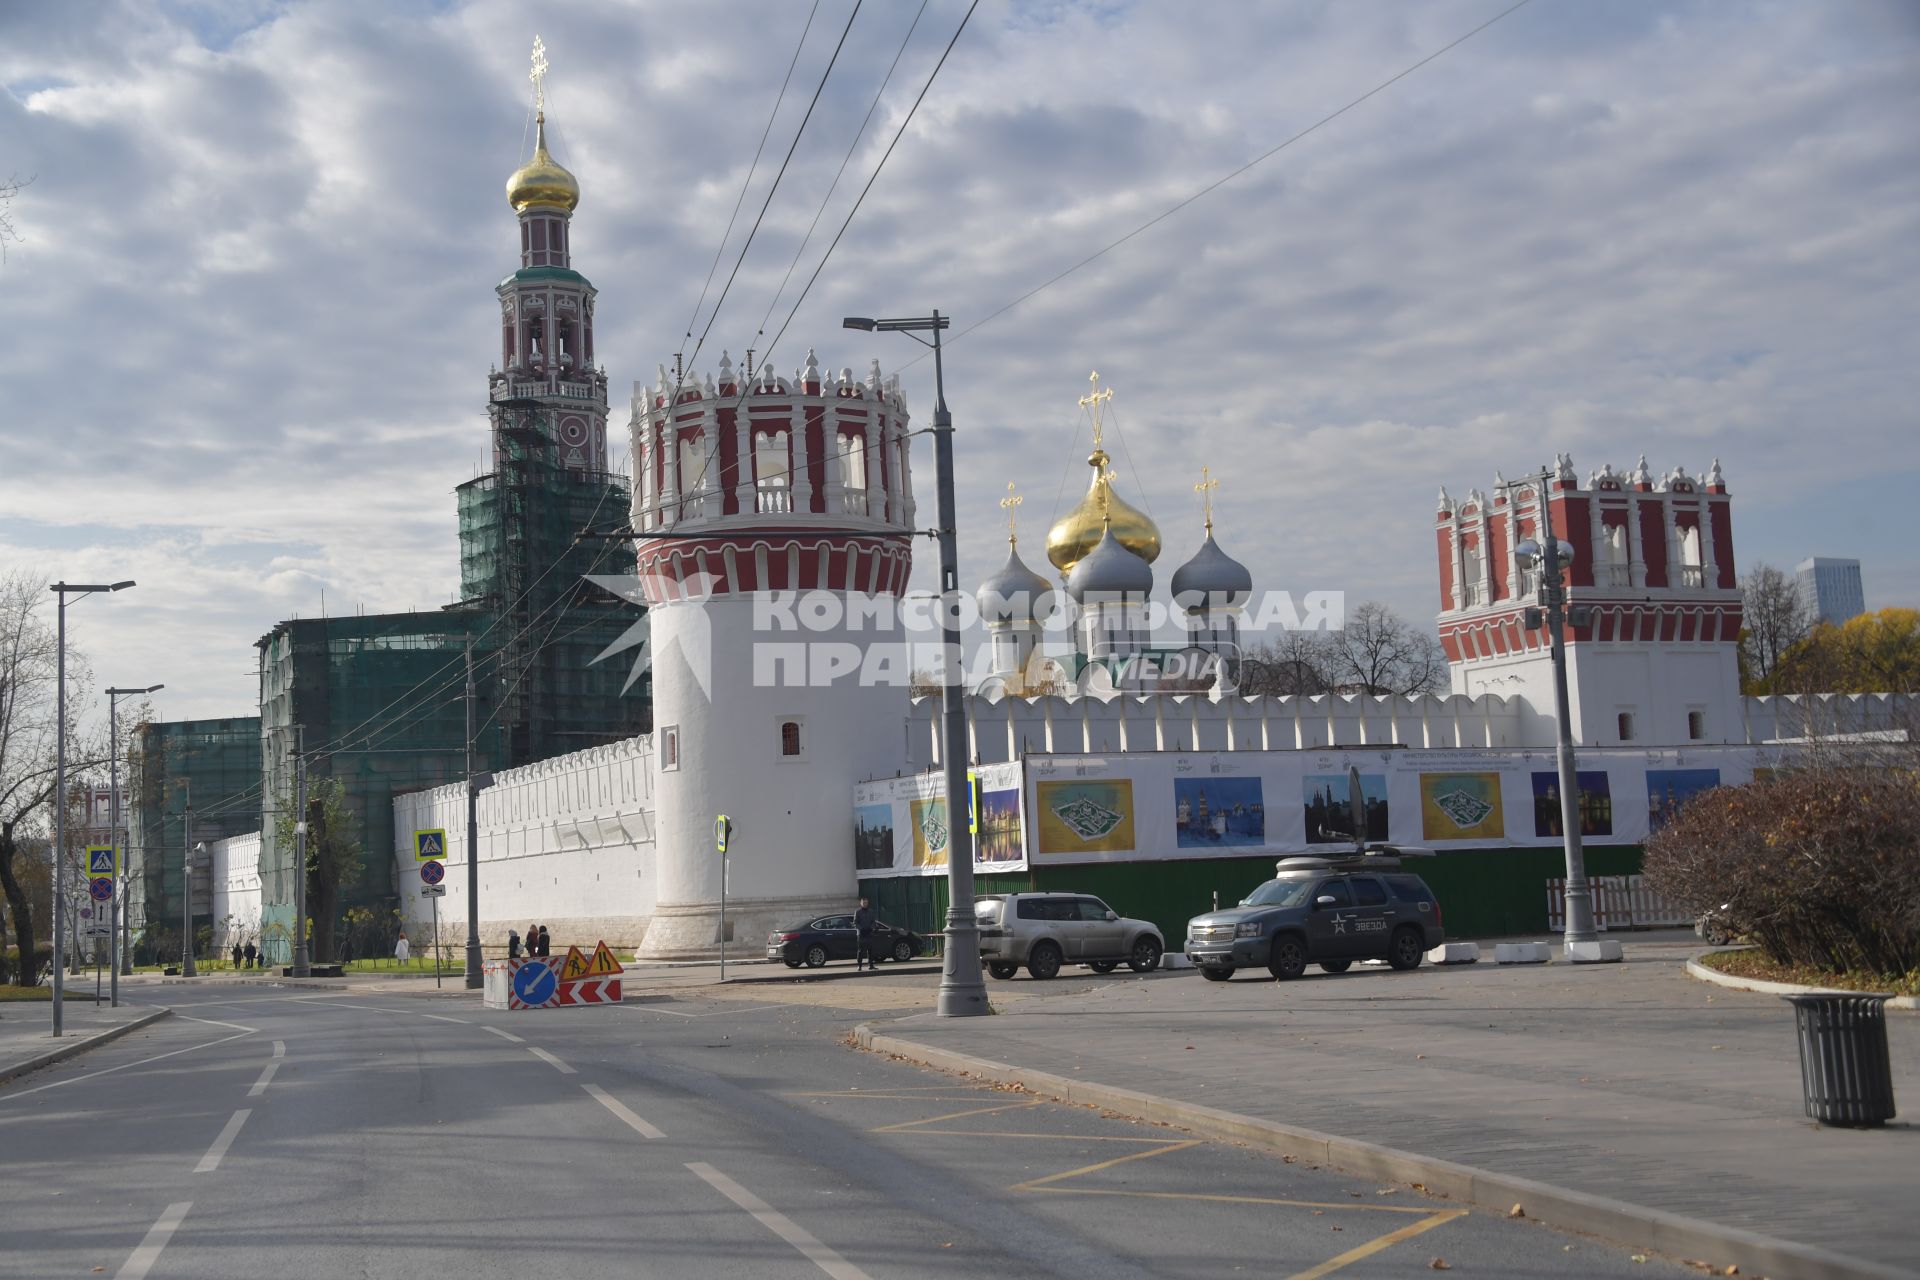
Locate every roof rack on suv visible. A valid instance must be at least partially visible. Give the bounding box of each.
[1275,847,1434,874]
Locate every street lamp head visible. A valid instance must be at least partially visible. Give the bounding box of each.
[110,580,136,591]
[145,683,164,693]
[842,317,877,332]
[1514,538,1576,568]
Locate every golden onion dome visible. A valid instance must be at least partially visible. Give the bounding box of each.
[1046,448,1162,576]
[506,112,579,212]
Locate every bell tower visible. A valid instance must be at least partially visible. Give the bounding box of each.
[490,36,607,471]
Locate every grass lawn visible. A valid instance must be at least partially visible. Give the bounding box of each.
[1700,947,1920,998]
[0,985,53,1002]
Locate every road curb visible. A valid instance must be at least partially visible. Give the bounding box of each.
[623,961,945,992]
[1686,952,1920,1011]
[0,1007,173,1087]
[855,1024,1914,1280]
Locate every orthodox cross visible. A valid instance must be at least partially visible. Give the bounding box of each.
[1078,370,1114,451]
[1195,466,1219,534]
[1000,482,1023,543]
[530,35,549,112]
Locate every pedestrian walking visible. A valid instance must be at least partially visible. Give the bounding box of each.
[854,897,876,971]
[340,937,354,966]
[508,929,522,959]
[231,941,243,969]
[394,932,411,964]
[243,940,257,968]
[536,925,551,958]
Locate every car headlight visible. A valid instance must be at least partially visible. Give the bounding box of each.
[1235,921,1264,938]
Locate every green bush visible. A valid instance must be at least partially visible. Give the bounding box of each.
[1,944,53,986]
[1644,765,1920,977]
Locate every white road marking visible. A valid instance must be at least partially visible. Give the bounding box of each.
[583,1083,664,1139]
[0,1031,256,1102]
[114,1201,191,1280]
[194,1109,251,1173]
[528,1046,576,1075]
[620,1002,785,1019]
[686,1162,871,1279]
[174,1013,259,1032]
[422,1013,469,1024]
[272,1040,285,1059]
[483,1025,524,1043]
[246,1062,280,1097]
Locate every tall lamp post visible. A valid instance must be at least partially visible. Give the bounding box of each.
[464,638,496,989]
[48,580,135,1036]
[844,312,988,1018]
[1510,471,1620,964]
[105,683,163,1006]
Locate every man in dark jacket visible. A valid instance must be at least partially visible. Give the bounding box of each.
[854,898,876,971]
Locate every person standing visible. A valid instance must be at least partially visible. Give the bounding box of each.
[508,929,522,960]
[536,925,551,958]
[231,940,243,969]
[394,932,410,965]
[854,897,876,971]
[243,940,256,969]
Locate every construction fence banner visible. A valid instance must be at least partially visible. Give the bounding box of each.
[855,744,1776,876]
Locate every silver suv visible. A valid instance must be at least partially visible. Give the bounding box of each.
[975,892,1165,980]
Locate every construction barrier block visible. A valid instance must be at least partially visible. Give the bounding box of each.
[1564,938,1625,964]
[1428,942,1480,965]
[1495,942,1553,965]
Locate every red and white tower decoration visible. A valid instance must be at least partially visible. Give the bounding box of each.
[1435,453,1742,746]
[630,350,916,956]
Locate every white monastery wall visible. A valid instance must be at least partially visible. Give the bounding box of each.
[392,735,657,951]
[208,831,262,947]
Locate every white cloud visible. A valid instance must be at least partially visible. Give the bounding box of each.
[1,0,1916,722]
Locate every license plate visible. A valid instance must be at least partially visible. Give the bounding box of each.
[1199,955,1229,966]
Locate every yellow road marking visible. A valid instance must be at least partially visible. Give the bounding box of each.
[872,1100,1044,1132]
[1010,1139,1201,1189]
[906,1129,1176,1144]
[1286,1210,1466,1280]
[1014,1185,1435,1214]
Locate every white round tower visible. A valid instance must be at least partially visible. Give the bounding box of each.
[630,351,916,956]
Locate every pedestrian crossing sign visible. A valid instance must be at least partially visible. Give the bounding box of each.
[585,940,624,976]
[86,845,117,879]
[414,829,447,861]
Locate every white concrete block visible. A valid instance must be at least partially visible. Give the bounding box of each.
[1160,952,1194,970]
[1428,942,1480,965]
[1564,938,1625,964]
[1494,942,1552,964]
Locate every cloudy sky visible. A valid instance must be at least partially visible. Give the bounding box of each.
[3,0,1916,722]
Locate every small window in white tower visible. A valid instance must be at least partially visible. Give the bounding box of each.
[779,719,804,760]
[660,725,680,772]
[838,434,868,515]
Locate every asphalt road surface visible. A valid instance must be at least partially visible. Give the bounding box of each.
[0,980,1699,1279]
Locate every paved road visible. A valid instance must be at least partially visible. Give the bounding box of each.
[0,979,1695,1279]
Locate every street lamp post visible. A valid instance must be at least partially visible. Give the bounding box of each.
[181,782,197,979]
[1510,471,1619,964]
[48,580,135,1036]
[106,683,163,1007]
[463,639,496,989]
[844,312,989,1018]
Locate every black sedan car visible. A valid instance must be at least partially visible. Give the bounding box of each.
[766,914,927,968]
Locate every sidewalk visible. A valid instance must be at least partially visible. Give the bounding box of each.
[867,938,1919,1279]
[0,1000,171,1085]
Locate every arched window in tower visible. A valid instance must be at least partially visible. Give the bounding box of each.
[780,719,803,758]
[1461,542,1483,607]
[678,436,705,514]
[1679,525,1703,588]
[756,430,791,514]
[837,432,868,515]
[1605,522,1629,586]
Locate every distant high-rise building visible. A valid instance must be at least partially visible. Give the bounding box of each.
[1796,557,1864,624]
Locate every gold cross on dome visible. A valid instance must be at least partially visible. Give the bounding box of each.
[530,35,549,111]
[1000,481,1023,542]
[1195,466,1219,534]
[1078,370,1114,449]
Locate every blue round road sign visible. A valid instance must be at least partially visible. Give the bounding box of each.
[89,877,114,902]
[420,859,445,886]
[512,960,558,1007]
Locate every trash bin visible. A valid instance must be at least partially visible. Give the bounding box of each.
[1784,993,1897,1127]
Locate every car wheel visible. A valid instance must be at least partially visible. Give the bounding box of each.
[783,959,802,969]
[1128,936,1163,974]
[892,939,914,963]
[1200,966,1234,982]
[1387,927,1424,971]
[1027,941,1063,981]
[987,962,1019,980]
[804,945,829,968]
[1088,960,1118,974]
[1267,936,1308,981]
[1319,960,1352,974]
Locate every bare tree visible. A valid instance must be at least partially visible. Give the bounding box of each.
[1323,601,1447,696]
[1739,562,1810,692]
[0,173,31,262]
[0,572,62,983]
[1236,630,1335,696]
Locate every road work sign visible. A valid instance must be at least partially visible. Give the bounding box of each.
[414,829,446,860]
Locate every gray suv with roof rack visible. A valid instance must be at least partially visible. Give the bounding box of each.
[1183,853,1444,980]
